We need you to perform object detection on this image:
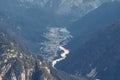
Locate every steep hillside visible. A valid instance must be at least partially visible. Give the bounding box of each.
[57,21,120,80]
[0,28,87,80]
[57,0,120,69]
[0,28,55,80]
[69,1,120,37]
[57,2,120,80]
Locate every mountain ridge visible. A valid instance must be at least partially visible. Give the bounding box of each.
[0,27,87,80]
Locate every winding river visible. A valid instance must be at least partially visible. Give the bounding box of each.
[52,46,69,68]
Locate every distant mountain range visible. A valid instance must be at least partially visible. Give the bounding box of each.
[19,0,117,18]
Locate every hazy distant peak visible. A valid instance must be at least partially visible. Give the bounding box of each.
[19,0,118,17]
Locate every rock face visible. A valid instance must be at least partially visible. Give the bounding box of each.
[0,29,55,80]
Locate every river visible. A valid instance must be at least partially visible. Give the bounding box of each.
[52,46,69,68]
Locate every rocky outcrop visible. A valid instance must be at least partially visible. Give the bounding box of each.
[0,29,55,80]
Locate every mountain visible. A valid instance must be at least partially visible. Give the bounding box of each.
[0,28,56,80]
[1,0,120,80]
[57,21,120,80]
[68,1,120,36]
[66,21,120,80]
[0,0,119,54]
[19,0,117,18]
[65,1,120,53]
[56,1,120,80]
[0,0,71,53]
[0,27,87,80]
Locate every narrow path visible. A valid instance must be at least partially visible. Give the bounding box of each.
[52,46,69,68]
